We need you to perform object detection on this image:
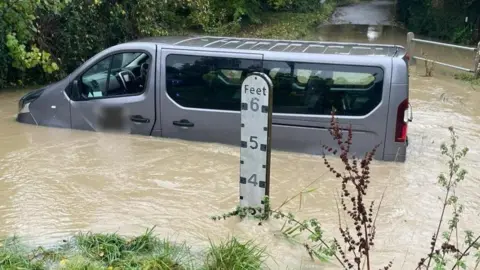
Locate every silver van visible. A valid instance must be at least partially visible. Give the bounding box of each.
[16,36,412,162]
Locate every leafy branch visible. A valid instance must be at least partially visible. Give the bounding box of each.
[416,127,480,270]
[211,195,344,267]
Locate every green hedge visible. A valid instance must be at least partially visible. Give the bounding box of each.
[396,0,478,45]
[0,0,329,89]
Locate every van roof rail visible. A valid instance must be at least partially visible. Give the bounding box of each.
[173,35,405,57]
[134,35,406,57]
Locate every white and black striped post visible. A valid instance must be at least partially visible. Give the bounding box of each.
[239,72,273,214]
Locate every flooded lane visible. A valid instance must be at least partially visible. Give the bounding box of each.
[314,23,477,78]
[1,70,480,269]
[320,0,477,77]
[2,1,480,268]
[329,0,396,25]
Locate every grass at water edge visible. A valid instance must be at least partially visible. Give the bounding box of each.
[0,227,267,270]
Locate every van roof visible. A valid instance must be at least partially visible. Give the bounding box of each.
[134,35,406,58]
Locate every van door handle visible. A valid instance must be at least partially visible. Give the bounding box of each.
[173,119,194,128]
[130,115,150,123]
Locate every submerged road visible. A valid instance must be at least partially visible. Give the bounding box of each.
[328,0,396,25]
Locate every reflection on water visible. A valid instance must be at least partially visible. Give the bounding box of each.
[1,71,480,269]
[367,25,381,41]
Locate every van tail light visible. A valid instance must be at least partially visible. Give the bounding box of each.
[395,98,409,143]
[403,53,410,63]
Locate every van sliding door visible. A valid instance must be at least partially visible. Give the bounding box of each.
[160,49,263,146]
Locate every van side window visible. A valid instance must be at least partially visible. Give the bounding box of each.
[263,61,383,116]
[165,54,262,111]
[75,52,151,100]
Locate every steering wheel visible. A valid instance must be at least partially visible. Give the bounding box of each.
[140,63,149,78]
[90,79,99,97]
[116,68,136,93]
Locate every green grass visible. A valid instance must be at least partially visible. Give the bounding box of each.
[203,237,267,270]
[0,227,267,270]
[58,255,105,270]
[0,237,45,270]
[237,2,336,40]
[454,72,480,85]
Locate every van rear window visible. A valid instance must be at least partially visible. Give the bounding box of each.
[165,55,383,116]
[264,61,384,116]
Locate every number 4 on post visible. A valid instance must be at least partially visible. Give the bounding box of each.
[248,174,258,186]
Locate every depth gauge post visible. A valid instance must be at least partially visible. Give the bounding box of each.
[239,72,273,215]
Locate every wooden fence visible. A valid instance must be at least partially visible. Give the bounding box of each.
[406,32,480,78]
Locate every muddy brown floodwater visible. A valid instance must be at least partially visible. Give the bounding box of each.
[2,1,480,269]
[1,70,480,270]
